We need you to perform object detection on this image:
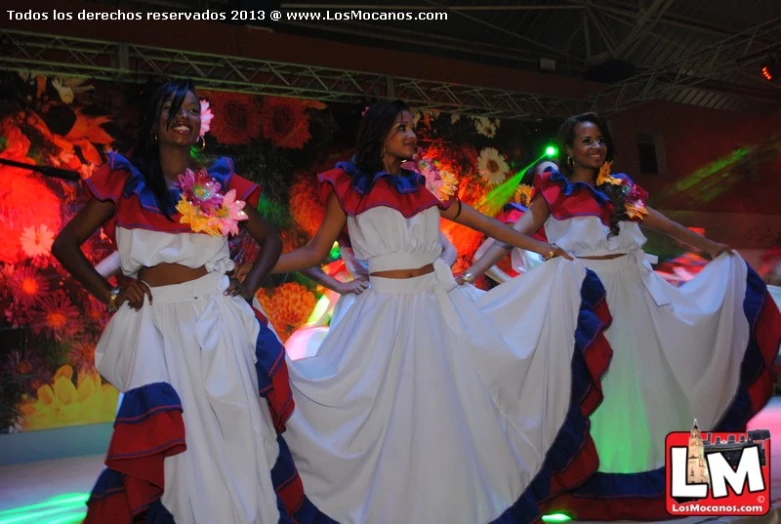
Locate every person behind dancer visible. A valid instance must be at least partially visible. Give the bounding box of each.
[466,159,557,287]
[461,111,780,521]
[52,79,333,524]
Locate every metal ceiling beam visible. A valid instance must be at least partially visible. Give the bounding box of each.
[0,29,580,120]
[584,17,781,114]
[612,0,677,59]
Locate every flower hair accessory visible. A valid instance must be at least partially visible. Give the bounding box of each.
[596,161,622,186]
[175,168,248,236]
[418,158,459,202]
[597,162,649,221]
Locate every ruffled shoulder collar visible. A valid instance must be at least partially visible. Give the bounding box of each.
[107,152,236,214]
[543,168,613,208]
[334,160,426,196]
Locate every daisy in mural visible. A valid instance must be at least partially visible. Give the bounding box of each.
[20,225,55,262]
[477,146,509,186]
[473,116,499,138]
[32,290,82,342]
[7,266,48,307]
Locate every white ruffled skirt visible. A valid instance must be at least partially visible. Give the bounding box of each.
[283,258,613,523]
[540,251,780,521]
[86,272,286,524]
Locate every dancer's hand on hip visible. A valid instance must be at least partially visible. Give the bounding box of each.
[116,279,153,310]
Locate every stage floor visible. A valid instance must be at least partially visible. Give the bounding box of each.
[1,397,779,524]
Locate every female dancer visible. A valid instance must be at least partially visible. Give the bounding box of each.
[267,99,616,524]
[466,160,556,286]
[52,80,330,524]
[463,112,780,520]
[284,228,458,360]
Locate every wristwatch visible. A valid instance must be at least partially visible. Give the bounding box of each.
[107,287,121,313]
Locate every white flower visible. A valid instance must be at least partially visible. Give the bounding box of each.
[473,116,500,138]
[199,99,214,136]
[477,147,509,186]
[52,79,74,104]
[20,225,55,259]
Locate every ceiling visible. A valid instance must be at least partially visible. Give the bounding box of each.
[266,0,781,115]
[9,0,781,116]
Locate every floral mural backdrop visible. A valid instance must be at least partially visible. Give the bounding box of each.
[0,73,562,433]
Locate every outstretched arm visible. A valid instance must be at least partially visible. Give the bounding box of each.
[272,193,348,274]
[440,199,560,257]
[642,207,732,259]
[438,232,458,267]
[300,266,369,295]
[463,197,550,280]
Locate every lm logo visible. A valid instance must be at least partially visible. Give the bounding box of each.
[665,420,771,516]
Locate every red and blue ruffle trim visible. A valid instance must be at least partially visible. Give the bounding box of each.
[540,263,780,521]
[532,169,646,227]
[317,160,455,218]
[492,268,614,523]
[84,152,261,242]
[84,307,336,523]
[84,382,185,523]
[498,202,548,242]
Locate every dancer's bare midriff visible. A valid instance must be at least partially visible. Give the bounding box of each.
[138,263,209,287]
[370,263,435,279]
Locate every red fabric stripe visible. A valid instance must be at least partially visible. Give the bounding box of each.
[276,472,306,516]
[83,488,130,524]
[268,360,295,433]
[537,288,613,519]
[748,293,781,412]
[86,409,186,522]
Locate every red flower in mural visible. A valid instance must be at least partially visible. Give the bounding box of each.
[32,290,83,342]
[289,174,324,238]
[84,294,109,330]
[7,266,49,307]
[255,282,317,342]
[0,171,62,264]
[69,340,96,372]
[3,350,53,397]
[258,97,314,149]
[0,118,31,159]
[204,91,260,145]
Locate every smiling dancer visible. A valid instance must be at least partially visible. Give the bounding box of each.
[464,111,781,521]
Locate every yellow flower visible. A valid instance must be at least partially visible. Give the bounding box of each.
[17,365,120,430]
[437,170,459,202]
[596,161,622,186]
[176,197,221,236]
[625,201,649,220]
[514,184,534,206]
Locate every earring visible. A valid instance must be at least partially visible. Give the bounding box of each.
[567,156,574,169]
[151,130,158,143]
[196,135,206,152]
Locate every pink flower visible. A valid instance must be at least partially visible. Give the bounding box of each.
[213,189,248,236]
[199,99,214,137]
[177,168,223,211]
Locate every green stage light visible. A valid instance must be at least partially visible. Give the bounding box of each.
[542,513,572,522]
[545,146,558,157]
